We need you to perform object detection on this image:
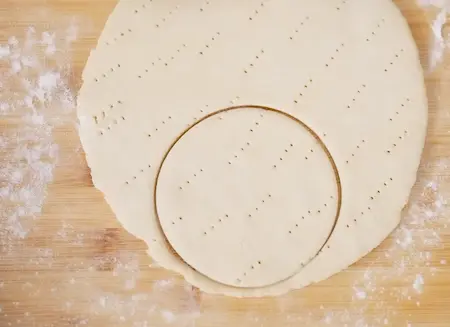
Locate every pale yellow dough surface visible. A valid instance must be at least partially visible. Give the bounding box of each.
[77,0,427,296]
[156,107,340,288]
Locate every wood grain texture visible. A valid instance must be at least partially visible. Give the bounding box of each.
[0,1,449,326]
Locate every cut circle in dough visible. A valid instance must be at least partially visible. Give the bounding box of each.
[155,106,340,288]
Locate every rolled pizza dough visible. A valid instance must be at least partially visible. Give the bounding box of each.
[77,0,427,297]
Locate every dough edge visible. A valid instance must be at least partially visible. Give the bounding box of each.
[76,0,429,297]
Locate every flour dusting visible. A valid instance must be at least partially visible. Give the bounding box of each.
[0,24,77,254]
[418,0,450,71]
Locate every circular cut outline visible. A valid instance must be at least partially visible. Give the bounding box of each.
[154,105,342,289]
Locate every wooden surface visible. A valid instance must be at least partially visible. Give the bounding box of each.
[1,1,450,326]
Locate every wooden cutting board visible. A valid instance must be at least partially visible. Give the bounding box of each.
[1,1,450,326]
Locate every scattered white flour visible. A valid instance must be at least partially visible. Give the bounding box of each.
[413,274,425,293]
[0,23,76,254]
[86,257,200,327]
[161,310,176,323]
[417,0,450,71]
[109,251,140,290]
[353,288,368,300]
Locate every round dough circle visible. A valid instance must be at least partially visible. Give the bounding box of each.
[155,107,339,288]
[77,0,428,296]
